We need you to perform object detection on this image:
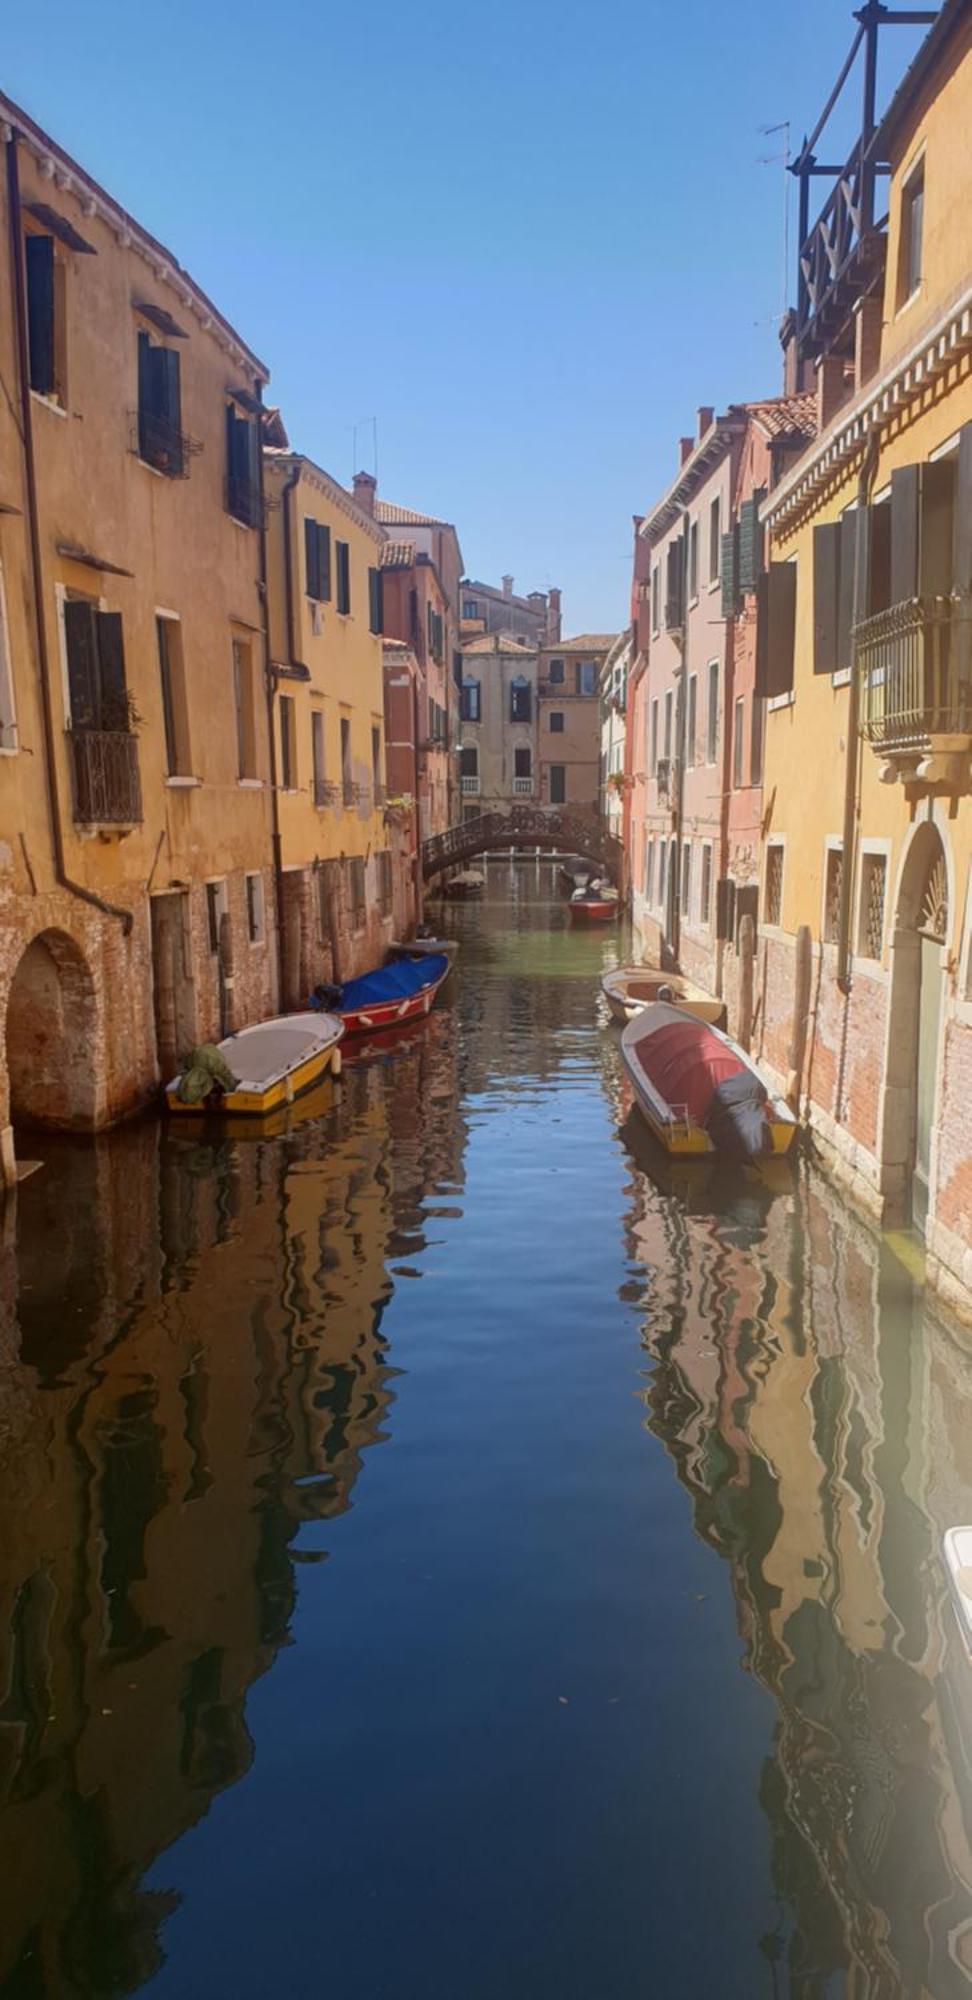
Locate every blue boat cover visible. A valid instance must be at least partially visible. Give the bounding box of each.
[336,953,448,1013]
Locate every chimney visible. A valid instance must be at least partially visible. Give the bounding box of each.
[779,308,814,398]
[547,587,562,643]
[815,352,851,432]
[696,406,714,441]
[353,471,376,516]
[502,574,513,599]
[679,437,694,467]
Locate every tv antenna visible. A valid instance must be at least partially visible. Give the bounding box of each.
[349,416,378,482]
[758,120,791,320]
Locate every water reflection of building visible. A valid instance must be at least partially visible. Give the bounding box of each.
[0,1016,466,1994]
[620,1144,972,1997]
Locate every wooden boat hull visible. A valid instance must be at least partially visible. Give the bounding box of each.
[620,1003,797,1158]
[387,937,457,966]
[602,965,726,1028]
[166,1014,344,1116]
[339,968,449,1037]
[570,897,618,924]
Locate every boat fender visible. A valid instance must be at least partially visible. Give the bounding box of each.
[331,1047,342,1079]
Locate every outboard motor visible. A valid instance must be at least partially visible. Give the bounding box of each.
[705,1068,772,1161]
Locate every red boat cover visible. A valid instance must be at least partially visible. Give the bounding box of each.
[634,1019,746,1124]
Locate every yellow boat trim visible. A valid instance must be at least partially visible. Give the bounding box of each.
[166,1040,339,1116]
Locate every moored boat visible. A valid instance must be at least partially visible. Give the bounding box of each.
[569,883,619,924]
[602,964,726,1028]
[560,856,592,891]
[943,1528,972,1658]
[386,935,458,966]
[621,1002,796,1159]
[166,1011,344,1116]
[442,869,485,900]
[311,952,450,1037]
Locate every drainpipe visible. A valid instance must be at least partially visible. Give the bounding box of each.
[6,131,132,935]
[836,429,879,994]
[265,454,301,1006]
[670,509,690,966]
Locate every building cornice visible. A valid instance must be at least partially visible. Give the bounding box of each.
[0,94,268,382]
[264,452,385,542]
[638,415,745,544]
[763,280,972,535]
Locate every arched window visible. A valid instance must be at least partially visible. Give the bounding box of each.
[510,676,531,722]
[459,745,478,777]
[460,677,481,722]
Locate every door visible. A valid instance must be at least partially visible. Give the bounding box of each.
[151,892,194,1080]
[913,850,947,1233]
[550,764,566,805]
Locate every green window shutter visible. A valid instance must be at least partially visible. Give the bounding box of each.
[305,518,320,598]
[25,234,55,394]
[368,566,384,634]
[737,490,765,593]
[813,522,841,675]
[755,563,797,698]
[720,528,738,618]
[319,525,331,602]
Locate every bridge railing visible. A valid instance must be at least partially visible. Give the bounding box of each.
[422,805,622,881]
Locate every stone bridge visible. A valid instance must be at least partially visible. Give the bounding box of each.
[422,806,622,882]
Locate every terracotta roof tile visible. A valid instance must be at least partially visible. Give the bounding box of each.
[553,633,617,652]
[376,500,449,527]
[742,393,818,442]
[380,540,416,569]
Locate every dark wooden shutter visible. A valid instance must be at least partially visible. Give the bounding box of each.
[96,612,127,729]
[720,528,738,618]
[25,234,55,394]
[318,525,331,601]
[921,458,955,596]
[737,493,764,593]
[665,538,683,628]
[160,346,181,428]
[890,464,920,603]
[837,510,858,673]
[867,501,891,614]
[305,517,320,598]
[63,599,99,729]
[368,566,383,634]
[813,522,841,675]
[715,877,736,941]
[755,563,797,697]
[735,883,759,937]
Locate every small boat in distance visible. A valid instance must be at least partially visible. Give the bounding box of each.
[569,883,619,924]
[943,1528,972,1659]
[602,965,726,1028]
[387,935,458,966]
[560,856,593,891]
[311,952,450,1037]
[442,869,485,900]
[621,1002,796,1159]
[166,1011,344,1116]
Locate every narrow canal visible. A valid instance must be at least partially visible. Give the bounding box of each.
[2,865,972,1999]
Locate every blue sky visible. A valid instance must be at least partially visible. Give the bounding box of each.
[5,0,927,632]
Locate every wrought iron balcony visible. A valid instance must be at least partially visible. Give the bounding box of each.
[858,593,972,785]
[131,410,198,479]
[225,472,265,530]
[460,774,480,795]
[313,777,340,808]
[513,776,533,795]
[70,728,142,826]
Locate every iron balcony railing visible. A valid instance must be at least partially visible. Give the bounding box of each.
[131,409,198,479]
[513,776,533,795]
[225,472,265,530]
[70,728,142,826]
[314,777,340,808]
[858,594,972,751]
[460,774,480,795]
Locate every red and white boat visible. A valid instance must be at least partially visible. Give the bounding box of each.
[569,883,619,925]
[311,952,451,1038]
[621,1001,796,1159]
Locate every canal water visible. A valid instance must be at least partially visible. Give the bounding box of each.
[2,863,972,1999]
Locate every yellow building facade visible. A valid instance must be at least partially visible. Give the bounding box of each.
[757,2,972,1309]
[263,452,404,992]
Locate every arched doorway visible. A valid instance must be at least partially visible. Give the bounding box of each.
[5,929,98,1130]
[882,825,949,1235]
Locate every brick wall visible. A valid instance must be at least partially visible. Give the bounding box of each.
[936,1016,972,1245]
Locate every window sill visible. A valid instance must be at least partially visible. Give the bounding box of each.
[228,513,258,532]
[0,741,19,756]
[707,578,721,595]
[831,668,852,688]
[165,774,200,788]
[768,691,795,712]
[30,390,67,418]
[237,777,264,789]
[894,285,923,322]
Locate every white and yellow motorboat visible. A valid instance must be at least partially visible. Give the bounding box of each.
[602,965,726,1028]
[620,1002,796,1159]
[166,1011,344,1116]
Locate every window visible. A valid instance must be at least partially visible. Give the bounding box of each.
[279,693,297,790]
[226,404,260,526]
[700,845,712,925]
[312,710,326,804]
[0,564,16,750]
[514,746,531,778]
[658,840,667,910]
[708,496,721,584]
[305,519,331,601]
[550,764,566,805]
[341,716,352,803]
[651,564,660,635]
[347,856,366,928]
[463,598,479,619]
[206,880,227,956]
[898,157,924,306]
[246,872,265,943]
[25,232,66,401]
[427,605,444,662]
[377,850,393,916]
[368,567,384,635]
[733,696,745,789]
[137,328,183,476]
[510,677,531,721]
[750,697,764,787]
[858,852,887,960]
[645,839,654,905]
[823,845,843,944]
[681,841,691,916]
[764,843,784,927]
[233,637,257,779]
[336,541,351,615]
[157,616,190,776]
[664,688,673,760]
[547,658,565,684]
[650,698,659,776]
[706,660,719,765]
[460,678,481,722]
[459,745,478,778]
[687,675,698,767]
[372,725,382,803]
[63,599,130,732]
[549,711,565,733]
[688,519,699,602]
[577,661,596,695]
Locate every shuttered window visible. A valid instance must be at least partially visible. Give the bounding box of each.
[715,877,736,941]
[305,519,332,601]
[137,331,183,476]
[737,492,765,593]
[26,234,56,397]
[721,528,739,619]
[755,563,797,698]
[336,541,351,615]
[665,539,684,630]
[706,661,719,763]
[368,566,384,634]
[63,600,130,732]
[226,405,260,527]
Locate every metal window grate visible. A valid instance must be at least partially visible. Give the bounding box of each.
[764,845,783,927]
[858,853,886,960]
[824,847,843,943]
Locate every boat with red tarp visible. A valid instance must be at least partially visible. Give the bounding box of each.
[621,1001,796,1159]
[310,952,450,1038]
[569,883,618,925]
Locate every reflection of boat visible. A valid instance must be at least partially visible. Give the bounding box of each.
[603,964,725,1027]
[166,1012,344,1116]
[943,1529,972,1658]
[619,1106,790,1220]
[621,1003,796,1159]
[387,936,458,966]
[441,870,485,900]
[315,953,450,1037]
[569,884,619,924]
